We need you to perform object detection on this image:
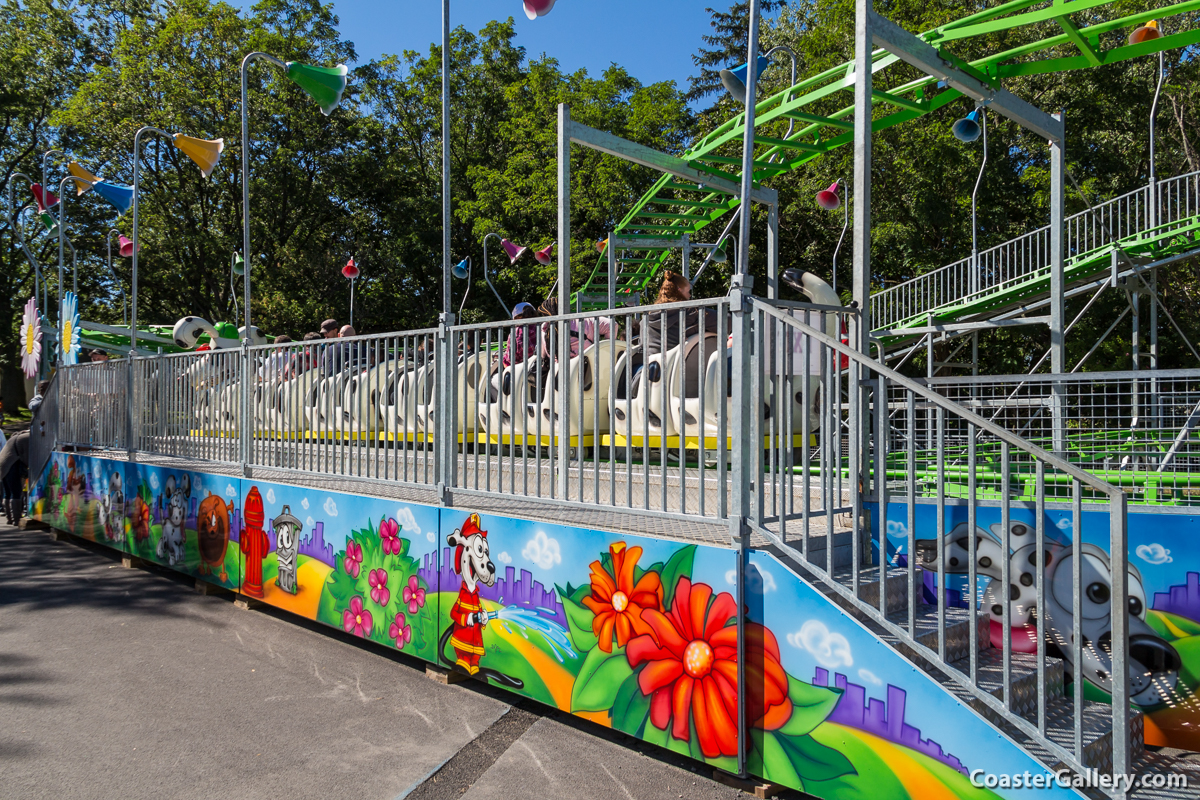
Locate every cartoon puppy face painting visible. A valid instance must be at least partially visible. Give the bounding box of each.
[445,513,496,676]
[99,472,123,543]
[916,521,1182,709]
[155,474,191,566]
[196,493,232,582]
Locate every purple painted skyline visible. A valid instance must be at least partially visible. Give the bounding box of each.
[813,668,966,774]
[299,521,335,566]
[1153,572,1200,622]
[419,549,567,628]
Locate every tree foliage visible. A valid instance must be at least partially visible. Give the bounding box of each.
[3,0,1199,412]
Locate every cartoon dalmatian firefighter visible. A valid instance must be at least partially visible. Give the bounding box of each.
[437,514,522,688]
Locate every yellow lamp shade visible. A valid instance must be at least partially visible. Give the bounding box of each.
[173,134,225,178]
[67,162,101,196]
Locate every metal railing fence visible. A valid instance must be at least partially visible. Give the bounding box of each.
[29,373,58,482]
[58,360,127,451]
[916,369,1200,506]
[871,171,1200,330]
[749,296,1136,786]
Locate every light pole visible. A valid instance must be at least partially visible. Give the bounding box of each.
[240,52,347,339]
[482,234,528,317]
[107,228,135,326]
[130,127,224,355]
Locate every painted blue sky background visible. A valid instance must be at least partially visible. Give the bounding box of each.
[237,0,763,107]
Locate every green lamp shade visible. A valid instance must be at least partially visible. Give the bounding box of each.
[39,212,59,239]
[232,254,245,276]
[286,62,349,116]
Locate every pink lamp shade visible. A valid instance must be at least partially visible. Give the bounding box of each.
[501,238,527,264]
[117,235,139,257]
[31,183,59,213]
[523,0,555,19]
[816,182,841,211]
[342,258,360,279]
[595,238,608,253]
[534,243,554,265]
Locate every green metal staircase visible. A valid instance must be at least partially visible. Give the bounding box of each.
[574,0,1200,310]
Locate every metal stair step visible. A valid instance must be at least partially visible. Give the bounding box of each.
[949,647,1066,721]
[950,679,1144,774]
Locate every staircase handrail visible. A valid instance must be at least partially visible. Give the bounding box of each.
[872,170,1200,330]
[751,296,1133,784]
[754,297,1125,496]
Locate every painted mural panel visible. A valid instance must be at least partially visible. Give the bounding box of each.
[237,480,441,665]
[871,500,1200,751]
[435,511,742,772]
[748,550,1079,800]
[121,462,243,591]
[29,453,128,551]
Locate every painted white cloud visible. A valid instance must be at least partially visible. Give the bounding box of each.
[724,568,776,594]
[301,497,310,510]
[1136,543,1173,565]
[323,497,338,517]
[149,473,159,490]
[886,519,908,537]
[396,507,421,540]
[786,620,853,669]
[305,516,315,530]
[497,551,512,564]
[522,531,561,570]
[224,484,237,498]
[266,488,275,504]
[858,668,882,686]
[1056,516,1073,530]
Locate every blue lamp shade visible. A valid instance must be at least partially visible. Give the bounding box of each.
[720,55,772,105]
[92,180,135,215]
[952,109,983,143]
[452,258,470,280]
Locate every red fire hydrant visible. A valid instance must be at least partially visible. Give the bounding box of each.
[240,487,269,598]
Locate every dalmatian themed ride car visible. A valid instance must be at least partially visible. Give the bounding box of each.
[915,520,1183,710]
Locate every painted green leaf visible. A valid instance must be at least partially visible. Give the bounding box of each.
[776,731,856,782]
[660,545,696,609]
[775,676,843,738]
[610,671,651,736]
[752,730,804,790]
[570,644,633,713]
[562,594,599,652]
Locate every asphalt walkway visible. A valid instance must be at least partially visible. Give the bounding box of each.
[0,524,753,800]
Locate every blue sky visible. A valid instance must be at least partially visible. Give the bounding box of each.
[240,0,730,97]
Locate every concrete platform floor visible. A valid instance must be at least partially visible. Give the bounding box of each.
[0,524,769,800]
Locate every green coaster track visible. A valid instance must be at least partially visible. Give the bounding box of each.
[574,0,1200,311]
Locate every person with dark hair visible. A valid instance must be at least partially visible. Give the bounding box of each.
[0,430,30,525]
[502,303,540,367]
[292,332,324,376]
[643,270,718,356]
[259,334,294,379]
[29,380,50,415]
[538,296,613,361]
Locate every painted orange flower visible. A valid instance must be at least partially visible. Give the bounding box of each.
[582,542,663,653]
[626,578,792,758]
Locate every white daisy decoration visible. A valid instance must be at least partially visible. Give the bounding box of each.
[20,298,41,379]
[60,291,81,365]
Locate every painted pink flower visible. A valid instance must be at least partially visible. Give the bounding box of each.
[403,575,426,614]
[379,518,401,556]
[342,596,372,637]
[389,612,412,650]
[343,541,363,578]
[369,568,390,606]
